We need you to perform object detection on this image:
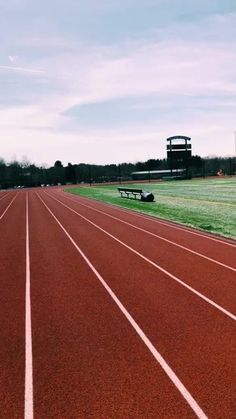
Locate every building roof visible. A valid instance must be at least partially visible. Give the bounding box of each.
[131,169,185,175]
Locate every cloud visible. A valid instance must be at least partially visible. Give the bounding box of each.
[21,12,235,110]
[0,4,236,164]
[35,34,236,113]
[8,55,18,62]
[0,65,45,74]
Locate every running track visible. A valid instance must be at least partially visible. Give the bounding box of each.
[0,188,235,418]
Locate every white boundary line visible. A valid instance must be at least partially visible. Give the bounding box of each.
[0,193,18,221]
[0,191,10,201]
[44,192,236,322]
[25,192,34,419]
[37,192,208,419]
[64,190,236,248]
[52,192,236,273]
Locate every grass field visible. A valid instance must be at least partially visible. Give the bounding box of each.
[67,177,236,240]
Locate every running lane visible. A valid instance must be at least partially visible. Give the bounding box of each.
[40,190,236,418]
[60,189,236,268]
[29,191,199,418]
[0,191,17,218]
[47,190,236,314]
[0,191,10,203]
[0,191,26,418]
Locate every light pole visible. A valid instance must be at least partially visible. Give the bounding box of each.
[148,160,151,183]
[118,164,121,184]
[89,165,92,186]
[234,132,236,175]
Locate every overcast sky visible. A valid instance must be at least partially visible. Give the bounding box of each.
[1,0,236,166]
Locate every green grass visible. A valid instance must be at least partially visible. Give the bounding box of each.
[66,178,236,240]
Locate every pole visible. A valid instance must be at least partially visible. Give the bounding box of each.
[202,159,205,178]
[148,160,151,183]
[170,139,173,175]
[234,132,236,174]
[118,164,121,184]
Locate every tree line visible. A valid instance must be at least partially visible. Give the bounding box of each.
[0,155,235,189]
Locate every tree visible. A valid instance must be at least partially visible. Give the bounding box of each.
[0,158,6,187]
[54,160,63,168]
[65,163,76,184]
[53,160,65,184]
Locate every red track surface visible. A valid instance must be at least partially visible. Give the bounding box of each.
[0,188,235,418]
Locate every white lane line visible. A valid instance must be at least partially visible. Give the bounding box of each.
[64,191,236,248]
[0,193,18,221]
[0,191,10,201]
[25,192,33,419]
[51,192,236,273]
[38,193,208,419]
[44,192,236,322]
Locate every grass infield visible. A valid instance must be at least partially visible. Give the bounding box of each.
[67,177,236,240]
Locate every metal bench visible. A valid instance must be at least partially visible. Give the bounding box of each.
[118,187,154,202]
[118,187,143,199]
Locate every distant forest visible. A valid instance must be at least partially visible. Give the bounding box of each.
[0,155,235,189]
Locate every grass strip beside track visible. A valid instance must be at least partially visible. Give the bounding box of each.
[67,178,236,240]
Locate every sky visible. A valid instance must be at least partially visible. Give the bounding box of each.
[0,0,236,166]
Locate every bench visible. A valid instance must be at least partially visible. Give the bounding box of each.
[118,187,143,199]
[118,187,155,202]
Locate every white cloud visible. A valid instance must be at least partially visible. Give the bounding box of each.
[0,8,236,164]
[26,12,236,108]
[8,55,18,62]
[0,65,45,74]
